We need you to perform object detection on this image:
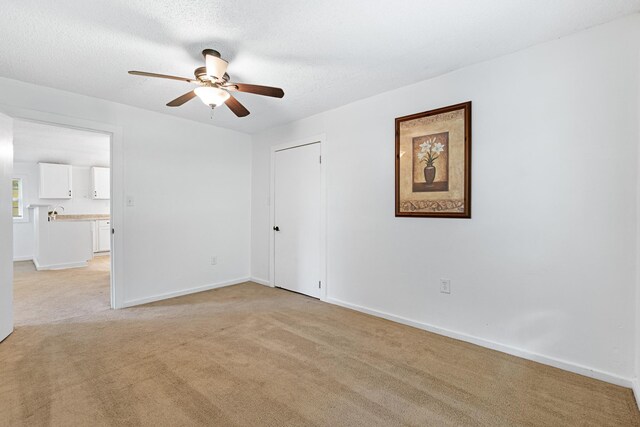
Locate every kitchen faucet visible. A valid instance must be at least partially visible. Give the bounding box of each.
[49,205,65,219]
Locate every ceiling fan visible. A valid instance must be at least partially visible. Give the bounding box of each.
[128,49,284,117]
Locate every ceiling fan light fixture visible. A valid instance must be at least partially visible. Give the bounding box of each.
[194,86,230,107]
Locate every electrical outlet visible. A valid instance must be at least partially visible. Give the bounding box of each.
[440,279,451,294]
[211,256,217,266]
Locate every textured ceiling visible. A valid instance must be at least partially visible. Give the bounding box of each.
[13,120,110,167]
[0,0,639,134]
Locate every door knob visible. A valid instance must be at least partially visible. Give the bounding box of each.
[273,226,280,231]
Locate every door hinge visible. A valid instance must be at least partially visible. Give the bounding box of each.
[318,281,321,289]
[112,228,115,234]
[319,155,322,164]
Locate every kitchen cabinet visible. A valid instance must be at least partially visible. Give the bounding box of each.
[39,163,72,199]
[91,167,110,199]
[92,222,98,252]
[31,207,93,270]
[96,219,111,252]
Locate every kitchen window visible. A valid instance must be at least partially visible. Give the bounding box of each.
[12,178,24,220]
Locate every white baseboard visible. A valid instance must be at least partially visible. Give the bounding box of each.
[326,297,633,388]
[122,276,251,308]
[33,258,88,271]
[633,379,640,410]
[13,256,32,262]
[250,276,271,287]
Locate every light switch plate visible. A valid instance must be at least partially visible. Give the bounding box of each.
[126,196,135,207]
[440,279,451,294]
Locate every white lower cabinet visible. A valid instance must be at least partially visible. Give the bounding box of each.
[94,220,111,253]
[92,221,98,252]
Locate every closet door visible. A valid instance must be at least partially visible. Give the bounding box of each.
[273,142,321,298]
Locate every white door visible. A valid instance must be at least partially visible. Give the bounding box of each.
[39,163,72,199]
[0,113,13,342]
[92,167,110,199]
[274,142,321,298]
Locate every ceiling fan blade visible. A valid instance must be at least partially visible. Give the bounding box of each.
[228,83,284,98]
[225,94,250,117]
[129,70,196,83]
[166,90,197,107]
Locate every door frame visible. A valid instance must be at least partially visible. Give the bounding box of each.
[0,103,125,309]
[269,134,327,301]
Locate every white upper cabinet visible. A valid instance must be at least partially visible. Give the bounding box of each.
[91,167,110,199]
[39,163,72,199]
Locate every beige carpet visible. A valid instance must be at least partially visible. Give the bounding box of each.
[1,260,639,426]
[13,256,111,326]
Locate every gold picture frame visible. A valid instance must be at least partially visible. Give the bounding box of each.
[395,102,471,218]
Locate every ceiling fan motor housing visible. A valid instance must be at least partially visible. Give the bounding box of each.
[194,66,229,84]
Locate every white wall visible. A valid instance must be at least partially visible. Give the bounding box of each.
[0,77,252,306]
[12,162,111,260]
[251,15,640,384]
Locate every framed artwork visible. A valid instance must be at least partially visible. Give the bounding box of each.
[395,101,471,218]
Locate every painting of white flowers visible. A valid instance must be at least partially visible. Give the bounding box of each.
[413,133,449,192]
[395,102,471,218]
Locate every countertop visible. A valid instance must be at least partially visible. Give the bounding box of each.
[53,214,110,221]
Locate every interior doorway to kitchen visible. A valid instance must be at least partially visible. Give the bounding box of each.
[11,119,113,325]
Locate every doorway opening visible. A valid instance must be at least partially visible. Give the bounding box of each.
[11,119,113,325]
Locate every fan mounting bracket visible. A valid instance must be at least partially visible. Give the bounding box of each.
[202,49,221,59]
